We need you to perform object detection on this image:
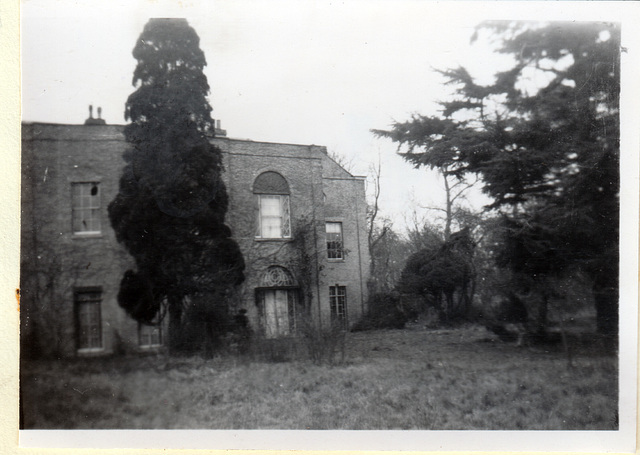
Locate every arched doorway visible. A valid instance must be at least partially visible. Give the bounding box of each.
[256,266,300,338]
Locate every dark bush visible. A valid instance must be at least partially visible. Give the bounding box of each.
[176,297,232,357]
[117,270,158,324]
[352,292,410,331]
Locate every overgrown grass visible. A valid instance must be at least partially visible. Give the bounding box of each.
[20,326,618,430]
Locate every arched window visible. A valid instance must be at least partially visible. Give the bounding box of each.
[253,172,291,239]
[257,266,299,338]
[260,265,296,287]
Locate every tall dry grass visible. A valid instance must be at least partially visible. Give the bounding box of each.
[21,326,618,430]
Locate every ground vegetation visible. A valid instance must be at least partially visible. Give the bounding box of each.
[21,326,617,430]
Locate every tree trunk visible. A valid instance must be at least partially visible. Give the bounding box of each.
[204,320,214,359]
[593,280,618,336]
[466,272,476,319]
[168,296,183,353]
[443,291,454,325]
[432,292,445,324]
[525,290,547,342]
[443,172,452,240]
[534,293,548,337]
[589,251,618,344]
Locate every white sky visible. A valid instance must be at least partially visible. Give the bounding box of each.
[18,0,631,234]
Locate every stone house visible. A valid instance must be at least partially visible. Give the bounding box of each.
[20,118,370,356]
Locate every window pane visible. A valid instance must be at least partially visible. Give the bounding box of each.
[261,195,281,215]
[275,290,289,336]
[72,182,101,234]
[75,290,102,350]
[326,222,343,259]
[261,266,295,287]
[263,289,295,338]
[262,216,282,238]
[264,290,277,337]
[326,222,341,234]
[253,171,290,194]
[139,324,162,347]
[281,196,291,238]
[329,286,347,327]
[287,291,297,333]
[258,195,291,239]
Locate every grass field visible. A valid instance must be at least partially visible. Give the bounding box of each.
[20,326,618,430]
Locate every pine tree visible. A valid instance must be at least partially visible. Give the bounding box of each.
[375,22,620,335]
[108,19,245,352]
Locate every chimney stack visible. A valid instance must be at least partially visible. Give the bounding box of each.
[85,104,106,125]
[213,119,227,137]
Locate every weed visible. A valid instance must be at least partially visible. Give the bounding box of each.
[299,320,347,365]
[252,337,298,363]
[20,326,618,430]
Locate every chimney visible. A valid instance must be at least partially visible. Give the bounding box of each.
[213,119,227,137]
[84,104,106,126]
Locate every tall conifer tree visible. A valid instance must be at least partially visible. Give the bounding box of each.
[109,19,244,352]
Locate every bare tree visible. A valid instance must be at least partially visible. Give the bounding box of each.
[417,168,480,239]
[328,150,356,174]
[366,154,390,293]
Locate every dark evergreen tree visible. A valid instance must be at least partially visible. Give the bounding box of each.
[375,22,620,335]
[108,19,245,352]
[398,228,475,323]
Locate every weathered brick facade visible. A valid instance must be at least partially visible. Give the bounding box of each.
[21,122,370,356]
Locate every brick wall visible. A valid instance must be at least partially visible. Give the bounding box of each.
[320,170,370,328]
[21,124,137,356]
[21,123,370,356]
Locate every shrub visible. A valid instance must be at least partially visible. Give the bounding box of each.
[251,336,298,363]
[299,319,347,365]
[248,320,346,365]
[352,292,410,331]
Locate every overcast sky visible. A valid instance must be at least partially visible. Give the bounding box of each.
[21,0,632,234]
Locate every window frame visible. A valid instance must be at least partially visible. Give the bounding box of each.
[256,194,292,239]
[256,266,300,338]
[258,288,299,338]
[253,171,292,240]
[326,221,344,260]
[138,323,163,348]
[71,181,101,235]
[74,287,103,353]
[329,285,348,328]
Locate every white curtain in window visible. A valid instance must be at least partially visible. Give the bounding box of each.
[264,290,290,338]
[260,195,282,238]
